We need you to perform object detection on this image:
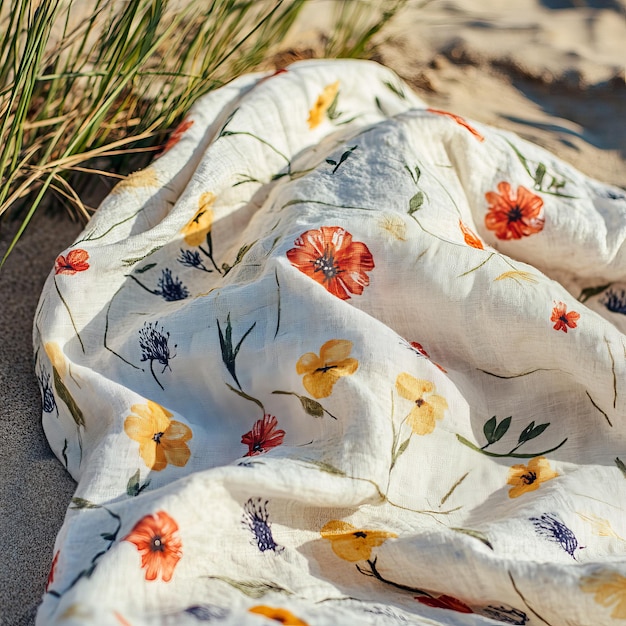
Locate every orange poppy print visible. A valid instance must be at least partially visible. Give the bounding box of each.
[162,118,194,154]
[427,108,485,142]
[484,182,544,240]
[286,226,374,300]
[459,220,484,249]
[248,605,309,625]
[551,301,580,333]
[124,511,182,582]
[55,249,90,275]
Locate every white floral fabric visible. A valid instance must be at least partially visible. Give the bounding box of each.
[35,59,626,626]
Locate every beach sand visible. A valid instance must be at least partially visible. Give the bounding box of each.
[1,1,624,623]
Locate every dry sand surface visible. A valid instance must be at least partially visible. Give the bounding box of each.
[1,1,624,624]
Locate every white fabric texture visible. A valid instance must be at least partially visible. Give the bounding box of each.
[34,59,626,626]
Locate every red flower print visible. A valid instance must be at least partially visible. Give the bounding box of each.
[162,118,194,154]
[417,594,473,614]
[485,182,544,240]
[409,341,447,373]
[459,220,484,249]
[241,414,285,456]
[286,226,375,300]
[427,108,485,142]
[551,301,580,333]
[45,551,59,592]
[54,249,89,275]
[124,511,182,582]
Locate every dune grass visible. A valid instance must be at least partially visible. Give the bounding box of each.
[0,0,408,266]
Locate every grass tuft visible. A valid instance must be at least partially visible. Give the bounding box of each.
[0,0,407,266]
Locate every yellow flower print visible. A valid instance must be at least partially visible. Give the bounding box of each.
[307,80,339,129]
[182,192,215,246]
[321,520,397,562]
[44,341,67,377]
[395,372,448,435]
[581,570,626,619]
[248,606,309,625]
[296,339,358,399]
[111,168,159,194]
[379,213,407,241]
[507,456,558,498]
[124,400,192,471]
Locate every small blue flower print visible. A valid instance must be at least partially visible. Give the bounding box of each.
[157,268,189,301]
[38,367,57,415]
[242,498,282,553]
[138,321,177,390]
[178,249,211,272]
[603,289,626,315]
[481,605,528,625]
[184,604,228,621]
[530,513,581,559]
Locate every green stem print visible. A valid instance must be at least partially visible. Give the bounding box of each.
[457,415,567,458]
[326,145,358,174]
[48,497,122,598]
[198,231,222,274]
[504,139,577,199]
[221,240,258,275]
[126,469,151,497]
[272,390,337,419]
[53,277,85,353]
[227,382,265,415]
[356,557,433,598]
[217,314,256,390]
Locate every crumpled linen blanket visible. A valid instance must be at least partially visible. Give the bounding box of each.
[34,59,626,626]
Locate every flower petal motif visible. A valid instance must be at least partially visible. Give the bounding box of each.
[46,551,59,592]
[124,400,192,471]
[379,214,407,241]
[507,456,558,498]
[580,570,626,619]
[296,339,358,399]
[484,182,544,240]
[320,520,397,562]
[286,226,375,300]
[550,301,580,333]
[124,511,182,582]
[307,80,339,129]
[162,118,194,154]
[248,606,309,625]
[44,341,67,376]
[395,372,448,435]
[427,108,485,142]
[55,249,90,275]
[459,220,484,249]
[111,168,158,194]
[182,192,215,246]
[417,594,474,614]
[241,414,285,456]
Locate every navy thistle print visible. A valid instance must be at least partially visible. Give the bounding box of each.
[138,321,177,390]
[242,498,283,553]
[128,267,189,301]
[603,289,626,315]
[157,268,189,301]
[38,366,58,415]
[529,513,582,559]
[481,605,528,625]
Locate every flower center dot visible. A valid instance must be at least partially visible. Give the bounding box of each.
[507,206,523,223]
[415,398,425,407]
[153,431,164,444]
[521,471,537,485]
